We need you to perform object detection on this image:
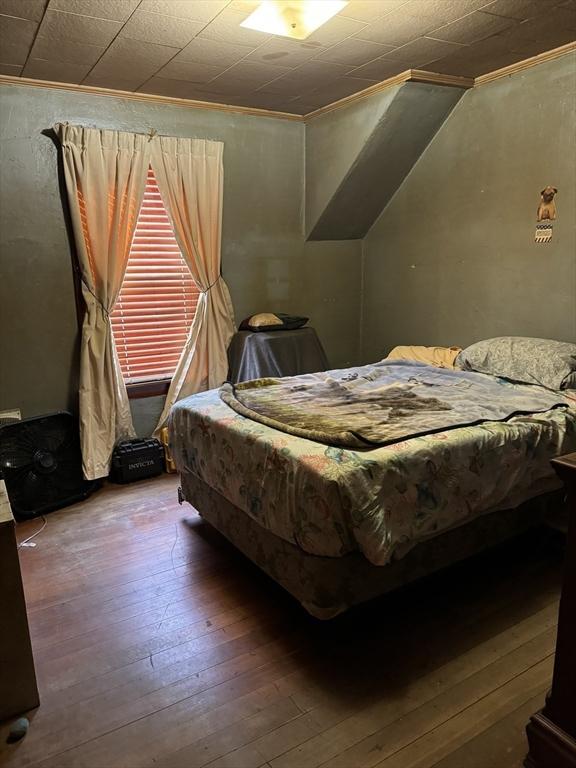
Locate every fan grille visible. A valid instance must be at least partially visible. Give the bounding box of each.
[0,412,96,520]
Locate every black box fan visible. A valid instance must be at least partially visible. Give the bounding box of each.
[0,412,97,521]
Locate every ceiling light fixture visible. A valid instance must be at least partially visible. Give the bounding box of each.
[240,1,348,41]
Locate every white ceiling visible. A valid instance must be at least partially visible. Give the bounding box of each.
[0,0,574,114]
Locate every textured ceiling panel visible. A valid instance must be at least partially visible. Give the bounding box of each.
[156,58,226,82]
[242,37,323,67]
[119,9,205,46]
[260,60,353,97]
[87,36,179,89]
[351,54,408,79]
[430,10,518,43]
[198,60,291,95]
[139,0,228,22]
[340,1,409,23]
[23,58,93,82]
[0,0,573,115]
[30,35,106,66]
[315,38,395,66]
[311,74,381,101]
[175,36,251,66]
[195,7,271,46]
[38,9,123,46]
[0,14,39,65]
[404,0,490,22]
[83,73,149,90]
[0,63,23,75]
[304,15,367,45]
[0,0,48,21]
[354,10,440,45]
[48,0,140,21]
[383,36,465,64]
[480,0,558,20]
[137,75,214,97]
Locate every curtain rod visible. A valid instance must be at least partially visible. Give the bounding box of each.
[53,121,210,141]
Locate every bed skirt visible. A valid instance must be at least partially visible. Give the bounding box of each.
[180,471,558,619]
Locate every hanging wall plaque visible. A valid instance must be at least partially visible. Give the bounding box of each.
[535,186,557,243]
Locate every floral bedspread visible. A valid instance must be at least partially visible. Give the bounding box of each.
[169,381,576,566]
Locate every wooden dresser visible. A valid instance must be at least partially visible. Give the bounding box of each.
[525,453,576,768]
[0,480,39,720]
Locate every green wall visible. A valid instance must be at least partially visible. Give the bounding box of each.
[1,53,573,431]
[361,53,576,363]
[0,84,361,427]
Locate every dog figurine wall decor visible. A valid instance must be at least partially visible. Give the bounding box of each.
[537,186,558,221]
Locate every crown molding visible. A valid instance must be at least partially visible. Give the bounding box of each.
[0,42,573,124]
[474,40,576,86]
[409,69,475,88]
[304,69,473,120]
[304,41,574,119]
[0,75,304,122]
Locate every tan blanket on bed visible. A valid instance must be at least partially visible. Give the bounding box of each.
[385,345,462,368]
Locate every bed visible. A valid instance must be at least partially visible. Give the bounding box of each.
[169,338,576,618]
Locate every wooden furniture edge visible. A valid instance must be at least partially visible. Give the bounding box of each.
[524,452,576,768]
[0,481,40,720]
[551,452,576,482]
[0,42,573,122]
[526,713,576,768]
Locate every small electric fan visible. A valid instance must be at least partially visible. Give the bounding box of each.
[0,412,96,520]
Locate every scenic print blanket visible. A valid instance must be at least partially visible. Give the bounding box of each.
[219,361,571,448]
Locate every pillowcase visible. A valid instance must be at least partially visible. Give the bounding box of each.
[386,345,462,369]
[239,313,309,332]
[456,336,576,390]
[240,313,282,329]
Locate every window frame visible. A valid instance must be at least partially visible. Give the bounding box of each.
[126,378,171,399]
[112,166,199,398]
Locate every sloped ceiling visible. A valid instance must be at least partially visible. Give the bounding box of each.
[305,80,465,240]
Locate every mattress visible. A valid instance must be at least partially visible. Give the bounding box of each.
[169,383,576,567]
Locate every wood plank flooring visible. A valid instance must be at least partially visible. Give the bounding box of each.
[0,474,564,768]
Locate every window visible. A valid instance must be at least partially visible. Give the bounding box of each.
[111,167,200,386]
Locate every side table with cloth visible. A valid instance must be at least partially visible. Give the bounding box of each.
[227,327,329,383]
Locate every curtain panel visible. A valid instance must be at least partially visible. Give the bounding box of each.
[150,137,235,434]
[55,123,150,480]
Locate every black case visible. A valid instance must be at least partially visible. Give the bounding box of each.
[110,438,165,484]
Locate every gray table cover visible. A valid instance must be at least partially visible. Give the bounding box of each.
[227,328,329,383]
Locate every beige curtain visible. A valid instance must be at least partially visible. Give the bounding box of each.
[55,123,150,480]
[150,137,235,433]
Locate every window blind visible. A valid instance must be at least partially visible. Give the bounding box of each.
[111,167,200,384]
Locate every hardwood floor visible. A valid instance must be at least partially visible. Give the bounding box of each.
[0,475,564,768]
